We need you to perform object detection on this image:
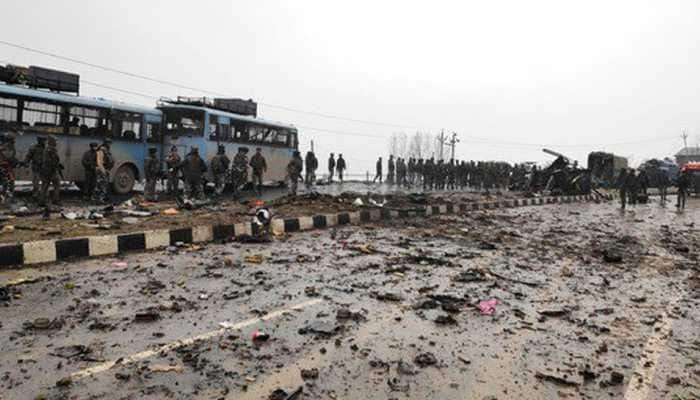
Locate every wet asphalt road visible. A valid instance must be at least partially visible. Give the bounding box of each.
[0,198,698,400]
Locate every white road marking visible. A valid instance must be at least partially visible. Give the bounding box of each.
[70,298,323,380]
[623,296,681,400]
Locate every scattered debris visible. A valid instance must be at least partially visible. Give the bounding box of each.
[414,352,438,367]
[479,298,498,315]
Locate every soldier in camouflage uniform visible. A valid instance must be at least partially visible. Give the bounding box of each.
[249,148,266,195]
[24,136,46,201]
[165,146,181,195]
[144,147,161,201]
[286,151,303,196]
[39,136,62,207]
[0,133,19,202]
[179,146,207,200]
[94,139,114,204]
[81,143,98,200]
[423,158,435,190]
[210,145,230,196]
[228,147,248,196]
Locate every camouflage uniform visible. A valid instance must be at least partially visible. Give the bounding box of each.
[249,150,266,194]
[94,142,114,203]
[165,147,181,195]
[24,137,45,200]
[305,151,318,188]
[144,148,161,201]
[336,155,346,183]
[39,137,62,206]
[210,146,230,196]
[287,152,303,195]
[0,136,18,202]
[80,143,97,199]
[180,148,207,200]
[229,149,249,195]
[387,156,395,184]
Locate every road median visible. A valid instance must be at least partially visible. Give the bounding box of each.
[0,194,600,268]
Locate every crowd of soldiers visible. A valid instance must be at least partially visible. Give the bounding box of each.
[0,133,115,207]
[373,156,527,191]
[617,167,693,210]
[0,133,314,208]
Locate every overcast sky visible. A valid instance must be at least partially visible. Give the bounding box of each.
[2,0,699,172]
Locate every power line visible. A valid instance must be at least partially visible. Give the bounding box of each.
[0,39,416,130]
[0,40,680,149]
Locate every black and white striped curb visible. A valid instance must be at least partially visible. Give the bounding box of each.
[0,194,598,268]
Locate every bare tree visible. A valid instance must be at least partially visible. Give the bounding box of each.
[388,132,409,158]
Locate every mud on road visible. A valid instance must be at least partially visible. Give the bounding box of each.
[0,183,517,245]
[0,199,698,399]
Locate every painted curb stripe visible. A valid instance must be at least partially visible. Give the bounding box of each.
[169,228,193,245]
[212,224,235,241]
[284,218,300,232]
[117,233,146,253]
[144,230,170,250]
[88,235,118,257]
[0,244,23,267]
[3,194,602,267]
[312,215,326,229]
[23,240,56,265]
[55,238,89,260]
[360,210,371,222]
[337,213,350,225]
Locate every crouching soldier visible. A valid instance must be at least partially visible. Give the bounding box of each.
[144,147,161,201]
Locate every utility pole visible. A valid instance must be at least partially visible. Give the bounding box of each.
[448,132,460,160]
[681,129,688,148]
[437,129,446,160]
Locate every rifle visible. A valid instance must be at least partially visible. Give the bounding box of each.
[58,164,65,181]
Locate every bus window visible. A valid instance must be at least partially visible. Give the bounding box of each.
[22,100,64,134]
[112,111,142,141]
[232,120,248,142]
[0,97,18,127]
[146,123,161,143]
[290,130,298,148]
[67,106,109,136]
[275,129,289,146]
[208,114,217,139]
[249,124,268,142]
[163,108,204,137]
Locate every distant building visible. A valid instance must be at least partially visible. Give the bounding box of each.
[676,146,700,166]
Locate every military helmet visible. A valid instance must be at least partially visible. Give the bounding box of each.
[239,147,249,153]
[89,142,98,148]
[103,138,113,146]
[37,136,47,143]
[47,135,57,145]
[217,144,225,153]
[4,133,15,142]
[149,147,157,154]
[190,146,198,153]
[293,150,300,157]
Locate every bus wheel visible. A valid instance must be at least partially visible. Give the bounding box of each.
[113,165,136,195]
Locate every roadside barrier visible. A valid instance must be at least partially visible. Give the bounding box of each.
[0,194,601,268]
